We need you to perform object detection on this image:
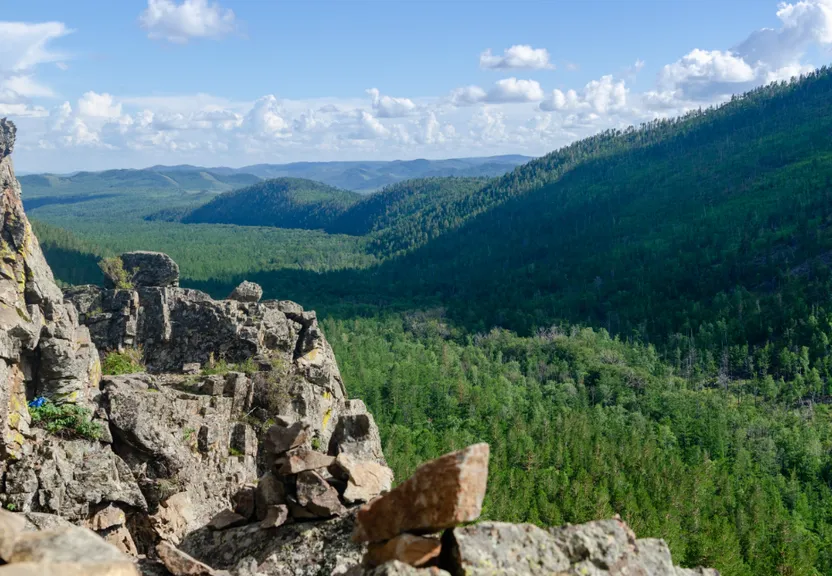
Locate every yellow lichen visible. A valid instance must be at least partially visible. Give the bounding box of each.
[322,407,332,430]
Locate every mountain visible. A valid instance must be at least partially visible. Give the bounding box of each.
[148,155,531,191]
[19,168,261,195]
[181,177,362,229]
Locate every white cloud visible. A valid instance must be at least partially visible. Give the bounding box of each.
[0,22,70,72]
[366,88,417,118]
[349,110,389,140]
[541,75,628,114]
[140,0,237,43]
[244,95,289,138]
[450,85,488,106]
[480,45,554,70]
[78,92,123,119]
[486,78,545,103]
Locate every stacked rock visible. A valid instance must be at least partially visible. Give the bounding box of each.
[203,410,394,533]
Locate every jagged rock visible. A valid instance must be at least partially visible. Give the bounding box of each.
[295,471,347,518]
[366,561,449,575]
[20,512,73,532]
[264,421,309,456]
[353,443,489,543]
[9,524,134,564]
[548,518,637,569]
[207,510,247,531]
[364,534,442,568]
[228,282,263,303]
[0,509,25,561]
[328,413,386,466]
[148,492,195,545]
[259,505,290,529]
[119,251,179,288]
[276,449,335,475]
[101,524,138,557]
[64,286,139,353]
[253,472,285,521]
[2,438,146,521]
[178,512,362,575]
[156,541,226,576]
[331,453,393,504]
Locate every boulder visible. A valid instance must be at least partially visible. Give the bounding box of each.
[207,510,247,531]
[277,449,335,475]
[353,443,489,543]
[228,282,263,303]
[231,485,256,520]
[443,522,569,574]
[331,453,393,504]
[119,251,179,288]
[253,472,285,521]
[156,541,226,576]
[295,471,347,518]
[0,562,139,575]
[364,534,441,568]
[328,413,386,465]
[265,421,310,456]
[9,525,133,564]
[0,509,25,561]
[259,505,290,529]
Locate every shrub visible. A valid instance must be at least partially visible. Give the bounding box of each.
[102,348,144,375]
[29,400,103,440]
[98,257,133,289]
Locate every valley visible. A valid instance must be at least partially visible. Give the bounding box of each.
[26,66,832,575]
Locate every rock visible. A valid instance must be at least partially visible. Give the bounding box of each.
[207,510,248,531]
[0,562,139,575]
[149,492,196,545]
[277,449,335,475]
[119,251,179,288]
[444,522,569,575]
[353,443,489,543]
[228,282,263,303]
[9,525,134,564]
[231,485,256,520]
[156,541,224,576]
[548,518,636,569]
[0,116,16,157]
[101,525,138,557]
[328,413,386,465]
[331,453,393,504]
[182,363,201,375]
[366,561,449,576]
[364,534,441,568]
[259,505,290,529]
[88,505,126,531]
[265,421,310,456]
[253,472,285,521]
[0,509,25,561]
[295,471,347,518]
[177,512,362,575]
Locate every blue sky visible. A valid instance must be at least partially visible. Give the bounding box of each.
[1,0,830,172]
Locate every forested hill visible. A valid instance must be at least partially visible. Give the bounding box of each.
[20,168,261,194]
[181,177,362,229]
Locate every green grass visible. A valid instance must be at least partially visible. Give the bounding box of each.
[29,400,103,440]
[102,349,145,375]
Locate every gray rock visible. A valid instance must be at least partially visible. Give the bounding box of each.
[120,251,180,287]
[253,472,285,521]
[295,470,346,518]
[259,505,290,529]
[207,510,248,531]
[228,282,263,303]
[331,454,393,504]
[366,561,449,576]
[0,117,16,158]
[277,449,335,475]
[0,509,25,561]
[265,421,310,456]
[328,413,386,466]
[157,541,226,576]
[445,522,570,575]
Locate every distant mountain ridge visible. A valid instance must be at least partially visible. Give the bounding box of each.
[19,155,531,195]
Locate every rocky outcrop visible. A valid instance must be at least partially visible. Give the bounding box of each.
[0,117,100,462]
[228,282,262,304]
[119,252,180,288]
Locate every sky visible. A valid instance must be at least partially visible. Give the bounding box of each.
[1,0,831,173]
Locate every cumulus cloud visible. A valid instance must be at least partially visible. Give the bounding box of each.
[349,110,389,140]
[140,0,237,43]
[451,79,544,106]
[655,0,832,104]
[244,95,290,138]
[78,91,123,119]
[540,75,628,114]
[480,45,554,70]
[367,88,417,118]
